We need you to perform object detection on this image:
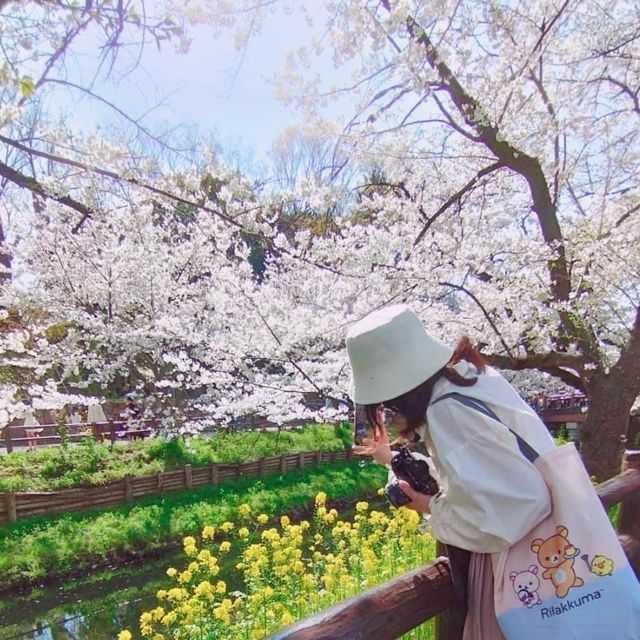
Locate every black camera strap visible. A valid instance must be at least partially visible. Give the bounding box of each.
[431,392,540,463]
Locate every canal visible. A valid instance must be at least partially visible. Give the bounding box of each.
[0,549,185,639]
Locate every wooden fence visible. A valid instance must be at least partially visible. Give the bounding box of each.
[266,451,640,640]
[0,448,352,524]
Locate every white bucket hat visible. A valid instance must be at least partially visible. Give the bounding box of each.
[346,304,454,405]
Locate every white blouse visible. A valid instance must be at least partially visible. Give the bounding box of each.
[390,362,554,553]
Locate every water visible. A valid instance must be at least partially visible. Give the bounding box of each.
[0,550,184,640]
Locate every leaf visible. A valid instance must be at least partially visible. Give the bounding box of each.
[19,75,35,99]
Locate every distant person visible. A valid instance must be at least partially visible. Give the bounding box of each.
[23,411,42,451]
[124,396,145,440]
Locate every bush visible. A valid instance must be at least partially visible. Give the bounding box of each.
[124,494,436,640]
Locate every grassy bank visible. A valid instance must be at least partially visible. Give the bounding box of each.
[0,459,386,592]
[0,423,352,491]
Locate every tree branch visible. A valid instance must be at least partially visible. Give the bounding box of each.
[414,162,503,246]
[0,134,244,229]
[438,281,513,356]
[0,158,94,230]
[382,3,571,304]
[486,353,585,391]
[617,202,640,227]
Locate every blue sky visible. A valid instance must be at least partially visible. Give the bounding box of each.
[51,6,340,167]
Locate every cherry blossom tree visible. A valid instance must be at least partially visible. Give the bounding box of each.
[194,0,639,479]
[2,0,639,481]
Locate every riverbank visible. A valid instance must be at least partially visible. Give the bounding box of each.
[0,459,386,593]
[0,424,352,492]
[0,493,398,640]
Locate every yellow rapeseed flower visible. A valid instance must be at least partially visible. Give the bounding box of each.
[202,525,216,539]
[166,567,177,578]
[281,611,295,625]
[194,580,214,599]
[219,541,231,553]
[117,631,132,640]
[151,607,165,622]
[197,549,212,562]
[257,513,269,524]
[178,570,192,584]
[161,611,177,626]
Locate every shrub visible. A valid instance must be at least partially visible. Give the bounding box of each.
[124,495,436,640]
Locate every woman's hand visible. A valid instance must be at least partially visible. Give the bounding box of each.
[352,411,393,465]
[396,480,432,514]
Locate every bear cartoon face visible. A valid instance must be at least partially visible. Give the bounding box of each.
[531,526,575,569]
[509,564,540,604]
[530,526,584,599]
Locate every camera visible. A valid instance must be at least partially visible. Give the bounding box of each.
[384,447,439,507]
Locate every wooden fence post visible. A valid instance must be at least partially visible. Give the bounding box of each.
[316,450,322,465]
[6,492,17,523]
[4,426,13,454]
[185,464,193,489]
[210,463,219,486]
[157,473,164,492]
[258,458,265,477]
[280,453,287,474]
[298,451,305,469]
[124,475,133,502]
[109,420,116,444]
[435,541,467,640]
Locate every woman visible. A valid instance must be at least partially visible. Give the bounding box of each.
[346,304,555,639]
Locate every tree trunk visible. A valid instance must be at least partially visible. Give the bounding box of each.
[580,373,636,481]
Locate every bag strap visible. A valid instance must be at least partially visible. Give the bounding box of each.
[431,392,540,463]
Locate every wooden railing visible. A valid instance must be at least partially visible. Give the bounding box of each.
[266,451,640,640]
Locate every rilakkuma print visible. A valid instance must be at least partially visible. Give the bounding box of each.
[530,526,583,599]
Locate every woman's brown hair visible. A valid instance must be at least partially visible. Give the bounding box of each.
[362,336,486,439]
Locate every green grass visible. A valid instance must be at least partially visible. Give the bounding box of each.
[0,458,386,592]
[0,422,353,491]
